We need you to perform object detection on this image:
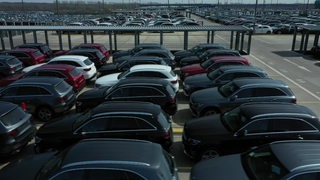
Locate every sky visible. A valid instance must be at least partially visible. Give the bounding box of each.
[0,0,316,4]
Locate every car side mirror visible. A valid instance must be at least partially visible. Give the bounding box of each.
[237,130,247,137]
[230,95,238,101]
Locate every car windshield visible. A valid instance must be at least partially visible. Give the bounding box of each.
[200,59,214,68]
[207,69,222,80]
[218,81,239,97]
[118,60,128,69]
[221,107,248,132]
[242,145,289,180]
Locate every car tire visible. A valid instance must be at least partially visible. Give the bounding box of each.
[266,31,271,34]
[202,108,219,116]
[37,107,53,122]
[201,148,220,160]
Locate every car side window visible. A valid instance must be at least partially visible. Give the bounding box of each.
[270,119,316,132]
[237,72,260,78]
[81,118,107,132]
[252,88,286,97]
[1,87,19,96]
[243,120,269,134]
[219,73,234,81]
[235,88,252,98]
[16,86,50,96]
[129,87,164,97]
[51,169,144,180]
[106,117,154,131]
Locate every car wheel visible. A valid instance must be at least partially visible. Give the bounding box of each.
[266,31,271,34]
[37,107,53,122]
[201,148,220,160]
[202,108,219,116]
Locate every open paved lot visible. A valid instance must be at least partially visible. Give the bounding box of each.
[1,16,320,180]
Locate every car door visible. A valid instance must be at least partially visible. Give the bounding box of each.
[223,87,254,112]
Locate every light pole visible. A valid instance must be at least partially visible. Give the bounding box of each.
[253,0,258,34]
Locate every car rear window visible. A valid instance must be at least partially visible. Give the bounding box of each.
[70,68,82,77]
[170,70,176,77]
[7,57,21,65]
[166,84,176,95]
[83,59,93,65]
[32,50,43,57]
[55,80,71,93]
[0,106,26,126]
[157,111,171,130]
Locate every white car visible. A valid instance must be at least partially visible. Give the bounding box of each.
[95,64,179,92]
[253,25,273,34]
[46,55,97,80]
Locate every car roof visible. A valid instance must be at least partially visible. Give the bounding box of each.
[130,64,171,72]
[11,77,63,85]
[61,139,163,169]
[92,101,161,116]
[116,78,170,87]
[75,43,104,48]
[135,43,164,48]
[50,55,88,61]
[210,56,248,61]
[15,43,46,47]
[0,55,17,61]
[124,56,164,61]
[138,48,170,53]
[270,140,320,172]
[7,48,39,53]
[0,101,17,116]
[232,77,287,88]
[239,102,318,120]
[197,43,225,48]
[33,64,75,71]
[218,65,264,73]
[67,48,101,54]
[206,49,240,54]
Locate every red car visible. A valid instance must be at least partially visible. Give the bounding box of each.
[71,43,110,61]
[179,56,251,81]
[0,48,47,66]
[0,64,86,92]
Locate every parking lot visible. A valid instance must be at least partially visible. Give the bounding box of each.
[1,15,320,180]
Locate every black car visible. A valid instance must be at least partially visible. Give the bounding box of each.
[76,78,178,115]
[173,43,225,65]
[0,77,76,121]
[182,65,269,96]
[1,139,179,180]
[0,55,23,78]
[180,49,241,67]
[190,140,320,179]
[66,48,108,69]
[114,49,176,69]
[14,43,65,58]
[97,56,168,78]
[35,101,173,152]
[0,101,36,155]
[189,78,297,117]
[183,102,320,160]
[112,43,167,60]
[272,24,294,34]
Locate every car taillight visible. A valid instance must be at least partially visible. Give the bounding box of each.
[57,96,68,103]
[171,80,178,84]
[83,68,91,71]
[292,98,297,104]
[169,97,176,103]
[21,102,27,111]
[163,131,171,140]
[3,129,18,138]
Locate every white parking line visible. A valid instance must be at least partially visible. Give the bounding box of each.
[250,54,320,101]
[283,58,311,72]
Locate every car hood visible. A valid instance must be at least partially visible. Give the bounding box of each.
[37,114,79,136]
[181,64,204,73]
[190,154,249,180]
[99,63,118,71]
[185,114,228,135]
[191,87,224,103]
[77,87,107,101]
[113,50,130,59]
[184,74,211,87]
[95,72,121,87]
[0,152,55,180]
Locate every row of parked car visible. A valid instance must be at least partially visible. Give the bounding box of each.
[2,42,320,179]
